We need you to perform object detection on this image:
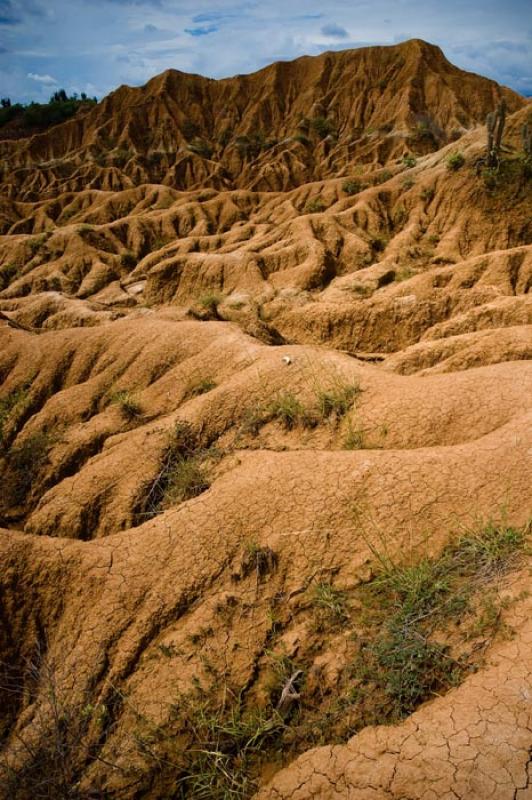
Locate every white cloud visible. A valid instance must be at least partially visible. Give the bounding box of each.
[27,71,58,84]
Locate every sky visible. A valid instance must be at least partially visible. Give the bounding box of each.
[1,0,531,104]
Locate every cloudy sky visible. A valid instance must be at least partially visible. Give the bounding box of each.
[1,0,531,103]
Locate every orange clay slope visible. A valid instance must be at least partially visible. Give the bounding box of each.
[0,39,531,800]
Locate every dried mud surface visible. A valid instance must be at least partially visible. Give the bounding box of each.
[0,40,531,800]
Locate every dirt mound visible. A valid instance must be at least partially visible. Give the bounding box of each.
[0,39,531,800]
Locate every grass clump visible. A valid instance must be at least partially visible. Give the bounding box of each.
[110,389,143,421]
[352,520,530,722]
[343,423,366,450]
[311,581,349,629]
[135,422,211,519]
[446,152,465,171]
[402,154,416,168]
[197,292,223,319]
[316,382,360,421]
[266,392,315,430]
[172,692,285,800]
[186,377,217,398]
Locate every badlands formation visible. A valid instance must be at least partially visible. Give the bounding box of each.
[0,39,531,799]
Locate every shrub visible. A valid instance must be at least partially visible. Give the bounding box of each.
[305,198,327,214]
[182,119,199,140]
[120,251,136,269]
[342,179,362,196]
[0,262,19,291]
[197,292,223,319]
[310,117,336,139]
[188,138,213,159]
[111,148,131,168]
[420,186,435,202]
[446,152,465,171]
[370,236,387,252]
[373,169,392,184]
[402,154,416,168]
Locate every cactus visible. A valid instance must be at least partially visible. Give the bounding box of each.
[486,100,507,167]
[486,111,496,156]
[522,120,532,157]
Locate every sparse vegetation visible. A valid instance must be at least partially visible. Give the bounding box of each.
[316,382,360,421]
[311,581,349,628]
[172,691,285,799]
[305,197,327,214]
[420,186,435,202]
[309,117,336,140]
[120,251,137,269]
[188,137,214,159]
[402,154,416,168]
[373,169,392,184]
[0,262,19,290]
[342,179,363,195]
[343,422,366,450]
[110,389,143,421]
[446,152,465,171]
[186,377,217,398]
[135,422,211,519]
[0,385,30,451]
[351,520,530,723]
[370,235,387,252]
[2,430,55,506]
[266,391,315,430]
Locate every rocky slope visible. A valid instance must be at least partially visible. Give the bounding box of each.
[0,40,531,800]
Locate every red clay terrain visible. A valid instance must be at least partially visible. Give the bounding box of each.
[0,39,531,800]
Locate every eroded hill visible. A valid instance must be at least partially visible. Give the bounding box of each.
[0,40,531,800]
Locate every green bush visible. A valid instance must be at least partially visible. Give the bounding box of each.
[310,117,336,139]
[305,198,327,214]
[446,152,465,171]
[342,179,362,196]
[402,154,417,168]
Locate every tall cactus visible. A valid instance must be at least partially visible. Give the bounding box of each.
[486,111,496,155]
[486,100,507,167]
[522,119,532,157]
